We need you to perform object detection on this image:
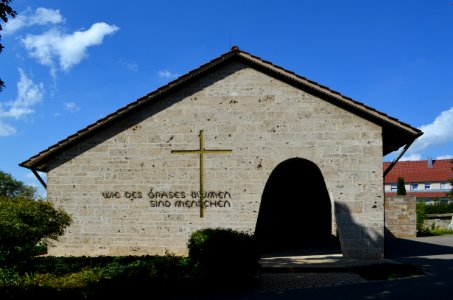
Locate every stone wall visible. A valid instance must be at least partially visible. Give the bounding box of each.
[424,213,453,230]
[384,196,416,238]
[46,61,385,259]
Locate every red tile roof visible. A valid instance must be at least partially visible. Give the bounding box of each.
[385,191,450,198]
[383,159,453,183]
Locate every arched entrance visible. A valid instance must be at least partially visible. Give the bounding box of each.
[255,158,339,255]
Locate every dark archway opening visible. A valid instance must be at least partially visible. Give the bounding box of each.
[255,158,340,256]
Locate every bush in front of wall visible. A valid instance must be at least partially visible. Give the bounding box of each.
[187,228,259,289]
[0,255,193,299]
[424,203,453,214]
[416,202,427,234]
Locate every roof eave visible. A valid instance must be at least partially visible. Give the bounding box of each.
[20,46,422,171]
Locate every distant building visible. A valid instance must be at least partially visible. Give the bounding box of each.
[384,158,453,204]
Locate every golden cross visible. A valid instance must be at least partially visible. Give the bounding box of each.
[171,130,232,218]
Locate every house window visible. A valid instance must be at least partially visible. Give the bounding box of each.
[411,183,419,190]
[440,182,450,190]
[390,184,397,192]
[424,183,431,190]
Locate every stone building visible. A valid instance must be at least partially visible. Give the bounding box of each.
[20,46,422,260]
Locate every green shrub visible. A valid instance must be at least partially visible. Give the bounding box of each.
[416,202,426,233]
[0,197,72,266]
[0,267,21,286]
[424,203,453,214]
[0,255,193,299]
[187,228,259,285]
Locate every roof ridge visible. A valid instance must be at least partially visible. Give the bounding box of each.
[235,50,422,136]
[20,46,423,171]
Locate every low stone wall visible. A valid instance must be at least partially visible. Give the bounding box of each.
[384,196,416,238]
[424,213,453,230]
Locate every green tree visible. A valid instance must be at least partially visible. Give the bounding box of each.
[397,177,406,195]
[0,170,37,199]
[0,197,72,265]
[416,202,426,233]
[0,0,17,91]
[0,170,72,266]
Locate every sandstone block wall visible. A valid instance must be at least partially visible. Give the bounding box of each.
[47,61,384,259]
[384,196,416,238]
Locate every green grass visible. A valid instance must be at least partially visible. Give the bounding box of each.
[418,228,453,236]
[351,263,426,280]
[428,228,453,236]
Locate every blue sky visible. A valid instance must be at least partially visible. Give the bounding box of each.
[1,0,453,197]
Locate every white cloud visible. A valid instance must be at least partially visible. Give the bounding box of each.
[24,172,36,179]
[119,59,138,72]
[0,69,44,137]
[386,106,453,162]
[0,69,44,119]
[410,107,453,152]
[25,171,46,181]
[400,106,453,160]
[400,153,422,161]
[4,7,64,35]
[22,22,119,72]
[0,121,17,137]
[436,155,453,160]
[64,102,80,112]
[158,70,179,79]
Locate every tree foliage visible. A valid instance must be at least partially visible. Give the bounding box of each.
[0,170,72,266]
[0,0,17,91]
[0,170,38,199]
[397,177,406,196]
[416,202,426,233]
[0,196,72,266]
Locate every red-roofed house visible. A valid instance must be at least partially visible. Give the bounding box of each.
[384,158,453,203]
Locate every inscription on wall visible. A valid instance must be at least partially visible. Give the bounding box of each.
[101,188,231,208]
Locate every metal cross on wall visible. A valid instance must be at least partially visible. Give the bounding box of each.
[171,130,232,218]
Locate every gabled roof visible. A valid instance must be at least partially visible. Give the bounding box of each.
[20,46,423,172]
[383,159,453,183]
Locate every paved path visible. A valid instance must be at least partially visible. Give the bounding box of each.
[256,253,394,291]
[257,271,366,291]
[175,235,453,299]
[255,235,453,292]
[255,235,453,299]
